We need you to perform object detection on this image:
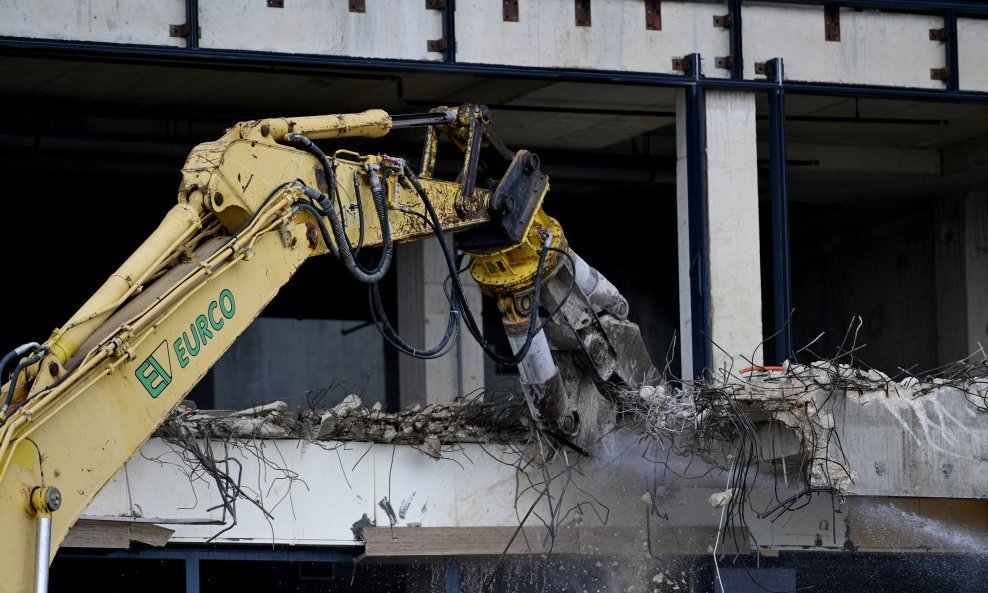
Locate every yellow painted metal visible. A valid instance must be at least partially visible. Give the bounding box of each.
[223,109,392,143]
[29,487,60,519]
[0,105,568,592]
[469,209,566,298]
[0,183,313,592]
[44,204,204,367]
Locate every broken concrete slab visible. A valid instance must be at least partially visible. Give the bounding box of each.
[161,395,530,448]
[708,362,988,497]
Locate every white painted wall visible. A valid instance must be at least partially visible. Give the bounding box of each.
[455,0,731,77]
[1,0,186,47]
[744,5,945,89]
[198,0,443,61]
[959,17,988,92]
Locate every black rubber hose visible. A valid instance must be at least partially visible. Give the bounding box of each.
[369,283,459,359]
[401,166,547,367]
[287,135,392,283]
[0,349,23,392]
[2,351,46,415]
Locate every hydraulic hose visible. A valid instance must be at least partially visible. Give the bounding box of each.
[1,348,48,416]
[287,134,393,283]
[401,166,548,367]
[369,283,459,359]
[0,343,41,392]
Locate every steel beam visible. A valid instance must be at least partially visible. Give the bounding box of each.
[766,58,793,364]
[442,0,456,64]
[58,547,358,563]
[683,53,711,379]
[445,563,460,593]
[185,0,199,50]
[184,557,199,593]
[728,0,744,80]
[2,36,987,104]
[945,9,960,93]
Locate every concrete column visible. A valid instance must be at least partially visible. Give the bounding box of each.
[676,90,763,379]
[935,192,988,364]
[397,238,485,406]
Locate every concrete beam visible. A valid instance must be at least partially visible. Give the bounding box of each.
[455,0,731,77]
[959,17,988,93]
[199,0,443,60]
[84,428,988,555]
[677,90,763,378]
[744,6,945,89]
[397,238,484,406]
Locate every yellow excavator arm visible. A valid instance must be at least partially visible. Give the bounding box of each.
[0,104,653,593]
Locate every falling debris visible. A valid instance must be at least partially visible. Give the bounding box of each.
[708,489,737,508]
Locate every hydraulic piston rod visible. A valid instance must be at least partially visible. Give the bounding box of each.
[30,487,61,593]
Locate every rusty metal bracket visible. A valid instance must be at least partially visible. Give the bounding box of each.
[267,0,283,7]
[645,0,661,30]
[169,23,201,39]
[457,108,487,215]
[426,0,446,9]
[825,5,840,41]
[349,0,365,12]
[754,61,776,78]
[714,56,734,70]
[929,27,949,42]
[713,14,732,28]
[931,66,952,81]
[504,0,519,21]
[427,38,448,52]
[671,57,691,73]
[575,0,591,27]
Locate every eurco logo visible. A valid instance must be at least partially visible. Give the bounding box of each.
[135,289,237,398]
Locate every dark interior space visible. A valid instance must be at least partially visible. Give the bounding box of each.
[787,199,938,375]
[50,557,185,593]
[0,57,683,399]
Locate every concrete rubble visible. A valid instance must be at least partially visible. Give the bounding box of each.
[160,395,530,446]
[159,361,987,496]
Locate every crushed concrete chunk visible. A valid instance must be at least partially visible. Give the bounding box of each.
[422,435,442,459]
[230,401,288,417]
[334,394,362,416]
[708,488,737,508]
